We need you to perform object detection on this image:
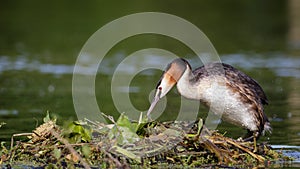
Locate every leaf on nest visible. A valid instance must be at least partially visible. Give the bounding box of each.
[108,113,140,145]
[63,121,92,143]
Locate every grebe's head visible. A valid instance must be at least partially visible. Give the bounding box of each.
[147,58,190,118]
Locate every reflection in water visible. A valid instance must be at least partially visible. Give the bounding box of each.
[287,0,300,146]
[0,109,18,116]
[288,79,300,136]
[221,54,300,78]
[1,54,300,78]
[0,56,74,75]
[288,0,300,49]
[272,145,300,167]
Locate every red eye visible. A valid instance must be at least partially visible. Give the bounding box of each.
[158,87,162,90]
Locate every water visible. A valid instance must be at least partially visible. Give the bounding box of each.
[0,0,300,167]
[272,145,300,167]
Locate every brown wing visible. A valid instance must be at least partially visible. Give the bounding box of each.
[193,62,268,105]
[222,63,268,105]
[222,63,269,134]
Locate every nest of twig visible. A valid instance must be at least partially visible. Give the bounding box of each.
[0,113,290,168]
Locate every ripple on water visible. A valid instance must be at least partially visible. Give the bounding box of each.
[221,53,300,78]
[1,53,300,78]
[0,109,18,116]
[272,145,300,167]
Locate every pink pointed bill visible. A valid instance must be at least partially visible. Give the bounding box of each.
[146,94,160,118]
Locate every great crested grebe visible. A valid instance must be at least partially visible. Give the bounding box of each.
[147,58,271,148]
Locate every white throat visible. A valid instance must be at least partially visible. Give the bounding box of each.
[176,67,201,100]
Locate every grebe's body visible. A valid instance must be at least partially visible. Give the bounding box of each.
[147,58,271,142]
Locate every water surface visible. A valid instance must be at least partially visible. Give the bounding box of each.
[0,1,300,166]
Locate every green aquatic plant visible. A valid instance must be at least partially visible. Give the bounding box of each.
[107,113,140,145]
[63,121,92,143]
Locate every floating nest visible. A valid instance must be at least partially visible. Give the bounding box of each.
[0,113,291,168]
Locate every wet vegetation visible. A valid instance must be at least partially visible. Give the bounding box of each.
[0,113,292,168]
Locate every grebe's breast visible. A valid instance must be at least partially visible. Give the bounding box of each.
[196,76,258,131]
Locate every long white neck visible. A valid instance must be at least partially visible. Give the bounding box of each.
[176,66,202,100]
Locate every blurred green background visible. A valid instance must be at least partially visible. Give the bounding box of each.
[0,0,299,146]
